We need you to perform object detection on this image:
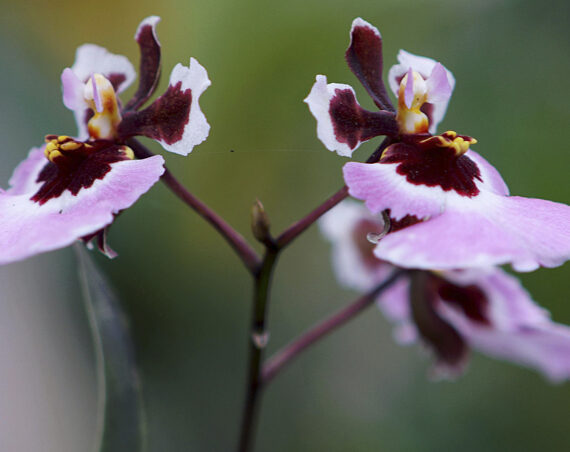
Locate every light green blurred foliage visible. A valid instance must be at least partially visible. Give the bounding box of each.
[0,0,569,451]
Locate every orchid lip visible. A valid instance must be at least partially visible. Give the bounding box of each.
[378,135,483,198]
[32,138,137,205]
[321,200,570,381]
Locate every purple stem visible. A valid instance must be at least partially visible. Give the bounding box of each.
[276,185,349,248]
[262,270,404,385]
[128,139,261,273]
[237,247,279,452]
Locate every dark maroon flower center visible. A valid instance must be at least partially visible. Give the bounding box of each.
[31,137,132,205]
[436,278,490,325]
[380,136,482,197]
[411,272,467,367]
[106,73,127,93]
[410,272,491,368]
[329,88,398,150]
[118,81,193,145]
[385,209,422,233]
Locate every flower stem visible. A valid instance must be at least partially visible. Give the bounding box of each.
[276,185,349,248]
[131,135,394,451]
[275,137,392,249]
[261,270,405,385]
[128,139,261,273]
[238,246,279,452]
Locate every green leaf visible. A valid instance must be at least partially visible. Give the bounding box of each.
[75,245,146,452]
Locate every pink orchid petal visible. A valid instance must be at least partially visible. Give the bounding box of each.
[466,150,509,196]
[305,75,398,157]
[7,147,48,195]
[343,160,449,220]
[61,68,86,111]
[443,269,548,330]
[437,269,570,382]
[319,201,392,291]
[0,154,164,265]
[373,192,570,271]
[318,199,570,382]
[426,62,452,103]
[344,142,569,271]
[377,277,418,345]
[455,322,570,382]
[343,150,508,220]
[377,277,412,323]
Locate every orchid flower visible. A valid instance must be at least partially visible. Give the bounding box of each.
[320,201,570,381]
[306,18,570,272]
[61,16,210,154]
[0,16,211,264]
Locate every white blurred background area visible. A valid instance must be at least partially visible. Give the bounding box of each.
[0,254,96,452]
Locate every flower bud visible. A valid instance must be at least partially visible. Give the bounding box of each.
[251,199,271,243]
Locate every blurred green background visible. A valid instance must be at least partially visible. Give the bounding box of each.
[0,0,569,451]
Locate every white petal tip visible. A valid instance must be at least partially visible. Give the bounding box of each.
[351,18,381,38]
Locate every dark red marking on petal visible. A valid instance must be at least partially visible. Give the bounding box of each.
[384,209,422,233]
[125,23,162,111]
[411,272,468,367]
[107,73,127,93]
[31,142,130,205]
[329,88,398,150]
[381,142,482,197]
[345,23,394,112]
[437,280,490,325]
[118,82,191,145]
